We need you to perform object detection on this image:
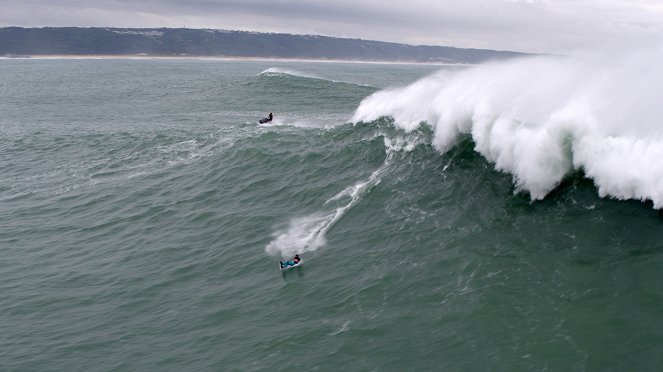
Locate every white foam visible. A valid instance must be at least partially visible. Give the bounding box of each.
[352,50,663,207]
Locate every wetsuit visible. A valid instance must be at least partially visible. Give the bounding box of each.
[280,256,300,268]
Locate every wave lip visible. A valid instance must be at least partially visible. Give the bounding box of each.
[258,67,374,89]
[353,53,663,207]
[259,67,320,79]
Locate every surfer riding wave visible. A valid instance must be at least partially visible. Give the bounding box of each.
[280,254,300,268]
[259,112,273,124]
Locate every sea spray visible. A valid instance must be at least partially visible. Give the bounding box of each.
[352,52,663,207]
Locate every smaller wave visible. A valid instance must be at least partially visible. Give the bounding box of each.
[258,67,374,88]
[259,67,320,80]
[255,114,351,129]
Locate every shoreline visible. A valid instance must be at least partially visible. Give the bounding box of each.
[0,54,467,66]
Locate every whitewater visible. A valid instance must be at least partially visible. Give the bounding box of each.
[353,52,663,207]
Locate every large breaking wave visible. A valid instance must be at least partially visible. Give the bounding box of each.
[352,52,663,207]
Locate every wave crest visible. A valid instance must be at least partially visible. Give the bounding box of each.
[353,52,663,207]
[259,67,319,79]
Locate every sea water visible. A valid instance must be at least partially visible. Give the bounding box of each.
[2,57,663,371]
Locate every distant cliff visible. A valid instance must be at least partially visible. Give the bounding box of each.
[0,27,525,63]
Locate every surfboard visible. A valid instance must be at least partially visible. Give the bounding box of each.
[259,118,271,124]
[280,260,302,270]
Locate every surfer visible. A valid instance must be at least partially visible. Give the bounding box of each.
[280,254,300,268]
[259,112,273,124]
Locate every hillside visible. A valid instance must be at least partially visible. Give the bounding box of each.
[0,27,525,63]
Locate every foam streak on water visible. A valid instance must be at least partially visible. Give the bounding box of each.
[353,51,663,207]
[265,135,415,258]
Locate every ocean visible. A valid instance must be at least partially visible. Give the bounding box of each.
[2,57,663,371]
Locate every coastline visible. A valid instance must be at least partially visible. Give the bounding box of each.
[0,54,467,66]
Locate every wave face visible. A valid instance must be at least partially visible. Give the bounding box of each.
[353,53,663,207]
[265,134,419,258]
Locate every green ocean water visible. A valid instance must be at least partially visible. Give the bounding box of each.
[2,58,663,371]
